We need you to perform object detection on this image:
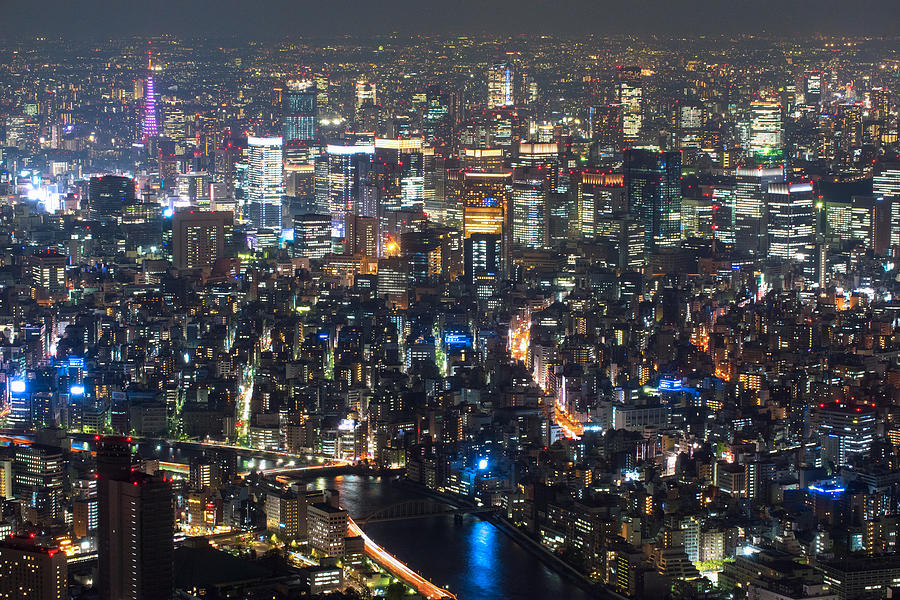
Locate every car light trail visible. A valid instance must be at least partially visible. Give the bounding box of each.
[348,517,455,599]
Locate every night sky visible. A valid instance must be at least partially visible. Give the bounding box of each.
[1,0,899,39]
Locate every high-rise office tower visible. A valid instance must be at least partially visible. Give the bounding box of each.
[624,148,681,252]
[176,171,210,205]
[0,535,67,600]
[423,146,446,220]
[734,166,784,256]
[616,67,643,145]
[28,252,68,293]
[377,257,409,302]
[574,171,625,239]
[511,167,549,249]
[464,233,503,299]
[462,147,505,171]
[375,137,424,212]
[355,79,377,113]
[487,62,515,109]
[836,103,863,152]
[461,171,512,239]
[591,103,624,153]
[345,214,379,257]
[172,210,232,270]
[677,105,704,150]
[512,142,559,189]
[213,135,242,202]
[245,136,284,231]
[766,181,815,262]
[749,101,783,162]
[0,459,11,498]
[97,436,174,600]
[283,81,317,144]
[13,444,64,524]
[804,71,825,105]
[324,143,375,236]
[711,186,737,249]
[596,215,645,271]
[849,195,893,255]
[870,87,891,120]
[293,214,332,260]
[88,175,136,220]
[873,164,900,248]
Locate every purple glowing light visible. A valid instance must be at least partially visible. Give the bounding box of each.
[143,75,158,138]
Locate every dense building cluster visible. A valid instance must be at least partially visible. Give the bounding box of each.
[2,33,900,600]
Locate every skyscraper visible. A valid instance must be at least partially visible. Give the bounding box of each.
[734,166,784,256]
[591,103,624,153]
[172,210,232,270]
[355,79,377,114]
[617,67,643,145]
[293,214,332,259]
[465,233,503,299]
[324,143,376,235]
[283,81,317,143]
[804,71,825,105]
[873,163,900,248]
[13,444,64,525]
[510,167,548,249]
[97,436,174,600]
[246,136,284,232]
[624,148,681,252]
[487,62,515,109]
[575,171,625,239]
[462,171,512,239]
[766,181,815,262]
[375,137,424,212]
[749,101,783,162]
[815,403,876,468]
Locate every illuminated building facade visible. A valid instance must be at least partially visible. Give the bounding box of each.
[462,171,511,238]
[245,136,284,231]
[617,67,643,144]
[487,62,515,108]
[749,101,783,162]
[575,171,625,239]
[766,181,814,262]
[0,535,67,600]
[624,148,681,252]
[375,137,424,212]
[734,166,783,256]
[283,81,317,143]
[511,167,548,249]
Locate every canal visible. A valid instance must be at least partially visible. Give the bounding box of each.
[307,474,594,600]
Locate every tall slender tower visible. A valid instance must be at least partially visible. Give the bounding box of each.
[143,45,159,139]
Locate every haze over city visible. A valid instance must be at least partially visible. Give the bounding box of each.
[2,4,900,600]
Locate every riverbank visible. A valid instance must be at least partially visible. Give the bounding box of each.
[392,478,623,599]
[315,474,594,600]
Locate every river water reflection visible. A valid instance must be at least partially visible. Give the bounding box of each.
[307,474,593,600]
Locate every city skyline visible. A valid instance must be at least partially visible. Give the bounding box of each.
[4,23,900,600]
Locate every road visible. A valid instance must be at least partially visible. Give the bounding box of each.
[347,516,456,600]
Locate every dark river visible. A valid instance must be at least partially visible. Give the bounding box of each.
[134,443,593,600]
[306,474,594,600]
